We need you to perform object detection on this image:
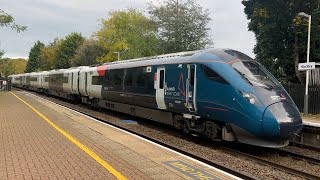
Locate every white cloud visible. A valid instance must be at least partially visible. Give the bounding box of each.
[0,0,256,58]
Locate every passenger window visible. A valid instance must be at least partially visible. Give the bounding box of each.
[159,70,164,89]
[113,69,124,86]
[105,70,112,86]
[202,65,228,84]
[124,68,134,87]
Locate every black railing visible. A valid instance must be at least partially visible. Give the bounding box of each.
[283,84,320,114]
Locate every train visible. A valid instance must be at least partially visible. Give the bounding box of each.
[9,48,303,148]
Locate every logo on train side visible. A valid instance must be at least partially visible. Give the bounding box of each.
[163,160,219,180]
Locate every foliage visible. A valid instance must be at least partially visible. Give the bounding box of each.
[0,50,4,58]
[55,32,85,69]
[96,9,158,62]
[39,38,62,71]
[70,39,106,66]
[0,9,27,32]
[148,0,213,54]
[242,0,320,83]
[25,41,45,73]
[0,58,27,77]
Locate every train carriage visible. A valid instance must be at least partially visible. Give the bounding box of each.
[11,48,303,148]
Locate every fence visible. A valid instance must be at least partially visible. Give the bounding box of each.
[283,84,320,114]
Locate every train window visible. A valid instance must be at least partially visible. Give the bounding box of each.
[124,68,134,87]
[202,65,228,84]
[190,67,195,86]
[92,76,106,86]
[159,70,164,89]
[113,69,124,86]
[135,68,148,88]
[105,70,112,86]
[63,77,68,83]
[92,76,97,85]
[44,77,48,82]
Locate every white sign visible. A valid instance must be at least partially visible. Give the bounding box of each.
[298,62,315,71]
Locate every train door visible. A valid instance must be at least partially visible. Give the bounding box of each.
[85,72,88,95]
[186,64,197,112]
[156,67,167,109]
[71,71,77,94]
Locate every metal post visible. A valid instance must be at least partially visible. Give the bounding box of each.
[304,15,311,115]
[114,52,120,61]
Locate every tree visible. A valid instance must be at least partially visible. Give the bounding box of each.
[25,41,45,73]
[0,9,27,32]
[70,39,106,66]
[1,9,27,60]
[55,32,85,69]
[96,9,158,62]
[0,50,4,58]
[0,58,27,77]
[242,0,320,83]
[148,0,213,54]
[39,38,62,71]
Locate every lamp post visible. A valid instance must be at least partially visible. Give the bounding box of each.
[298,12,311,115]
[113,52,120,61]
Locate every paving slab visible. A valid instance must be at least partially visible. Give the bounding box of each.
[0,91,240,179]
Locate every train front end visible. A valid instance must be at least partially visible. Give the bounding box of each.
[231,60,303,147]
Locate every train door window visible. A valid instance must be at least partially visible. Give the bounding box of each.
[190,67,195,86]
[201,65,229,84]
[159,70,164,89]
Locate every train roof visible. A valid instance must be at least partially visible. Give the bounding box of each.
[97,48,253,69]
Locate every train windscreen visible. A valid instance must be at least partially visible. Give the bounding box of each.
[232,61,280,89]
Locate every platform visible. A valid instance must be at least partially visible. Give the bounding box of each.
[0,91,239,180]
[303,115,320,127]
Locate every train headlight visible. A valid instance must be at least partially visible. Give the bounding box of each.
[242,93,263,106]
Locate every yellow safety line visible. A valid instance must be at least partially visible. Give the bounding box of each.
[10,92,127,180]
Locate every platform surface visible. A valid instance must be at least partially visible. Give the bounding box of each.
[302,115,320,127]
[0,91,239,180]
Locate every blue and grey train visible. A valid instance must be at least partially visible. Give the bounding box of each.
[9,49,303,147]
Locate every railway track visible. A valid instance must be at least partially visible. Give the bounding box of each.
[223,146,320,180]
[16,89,320,179]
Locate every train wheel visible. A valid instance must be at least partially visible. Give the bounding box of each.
[182,120,191,134]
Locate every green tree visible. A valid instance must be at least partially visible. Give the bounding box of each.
[148,0,213,54]
[70,39,106,66]
[96,9,158,62]
[25,41,45,73]
[242,0,320,83]
[40,38,62,71]
[0,9,27,32]
[55,32,85,69]
[0,58,27,77]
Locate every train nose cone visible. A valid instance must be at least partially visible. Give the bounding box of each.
[263,102,303,139]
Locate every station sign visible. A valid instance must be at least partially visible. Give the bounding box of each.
[298,62,315,71]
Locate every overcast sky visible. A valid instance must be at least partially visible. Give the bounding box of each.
[0,0,256,59]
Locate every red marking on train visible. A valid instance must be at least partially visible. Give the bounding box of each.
[178,72,185,97]
[204,106,228,111]
[97,65,108,76]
